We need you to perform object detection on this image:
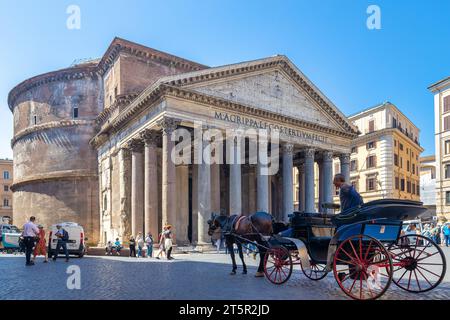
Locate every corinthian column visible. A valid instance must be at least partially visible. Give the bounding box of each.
[304,148,315,213]
[282,143,294,222]
[322,151,334,212]
[229,137,242,215]
[119,147,131,240]
[141,129,160,239]
[340,153,351,183]
[158,117,179,241]
[197,127,211,244]
[128,138,145,237]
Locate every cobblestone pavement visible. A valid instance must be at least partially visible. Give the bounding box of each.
[1,248,450,300]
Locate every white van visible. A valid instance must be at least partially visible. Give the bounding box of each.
[48,222,87,258]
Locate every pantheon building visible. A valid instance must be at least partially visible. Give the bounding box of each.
[8,38,358,245]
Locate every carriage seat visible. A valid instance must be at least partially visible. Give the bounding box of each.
[290,211,334,227]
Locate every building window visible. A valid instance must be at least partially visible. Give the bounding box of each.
[393,118,397,128]
[366,177,376,191]
[407,181,411,193]
[351,146,357,154]
[444,96,450,113]
[395,177,399,190]
[114,86,118,98]
[366,155,376,169]
[394,154,399,166]
[33,115,37,125]
[350,160,358,172]
[400,178,405,191]
[3,185,8,192]
[445,164,450,179]
[446,191,450,205]
[400,157,403,168]
[412,183,416,195]
[399,143,404,151]
[368,120,375,133]
[445,140,450,155]
[444,115,450,131]
[407,160,410,172]
[73,106,79,119]
[412,163,415,175]
[417,185,420,196]
[3,199,8,207]
[3,171,9,180]
[366,141,376,150]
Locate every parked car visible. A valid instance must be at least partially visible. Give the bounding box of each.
[0,224,22,253]
[47,222,87,258]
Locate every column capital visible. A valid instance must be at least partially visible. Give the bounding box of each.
[140,129,160,147]
[304,148,315,159]
[339,153,351,164]
[322,151,334,162]
[127,138,144,152]
[158,117,180,135]
[282,143,294,155]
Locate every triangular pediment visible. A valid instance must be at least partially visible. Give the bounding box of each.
[160,56,358,134]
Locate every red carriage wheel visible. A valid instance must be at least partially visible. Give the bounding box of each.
[301,260,328,281]
[264,246,293,285]
[333,234,393,300]
[388,234,446,293]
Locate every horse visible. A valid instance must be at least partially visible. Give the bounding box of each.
[207,211,273,277]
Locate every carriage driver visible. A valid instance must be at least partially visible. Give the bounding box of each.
[333,173,364,213]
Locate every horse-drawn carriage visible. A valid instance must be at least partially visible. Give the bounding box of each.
[263,199,446,300]
[209,199,447,300]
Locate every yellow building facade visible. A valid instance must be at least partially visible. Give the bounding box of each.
[0,159,13,219]
[333,102,422,204]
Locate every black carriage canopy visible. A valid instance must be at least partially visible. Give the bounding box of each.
[291,199,427,227]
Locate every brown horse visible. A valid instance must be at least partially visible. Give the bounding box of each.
[207,211,273,277]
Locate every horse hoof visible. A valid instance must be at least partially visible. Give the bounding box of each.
[230,271,236,275]
[242,270,247,275]
[254,272,265,278]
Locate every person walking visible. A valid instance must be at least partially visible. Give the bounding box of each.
[136,232,144,258]
[155,227,166,260]
[162,225,174,260]
[53,224,69,262]
[129,236,136,257]
[22,216,40,266]
[32,225,48,263]
[145,233,153,258]
[443,223,450,247]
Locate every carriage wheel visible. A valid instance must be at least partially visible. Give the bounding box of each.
[333,234,393,300]
[301,260,328,281]
[264,246,293,285]
[388,234,446,293]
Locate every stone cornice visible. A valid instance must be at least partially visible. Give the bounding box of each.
[91,83,357,149]
[351,128,424,153]
[96,93,139,126]
[8,64,99,111]
[11,119,95,147]
[96,37,208,76]
[10,170,98,191]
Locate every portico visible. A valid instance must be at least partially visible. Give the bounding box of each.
[93,55,358,246]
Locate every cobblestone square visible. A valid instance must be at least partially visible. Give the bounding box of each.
[1,248,449,300]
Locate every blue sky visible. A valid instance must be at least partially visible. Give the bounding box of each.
[1,0,449,159]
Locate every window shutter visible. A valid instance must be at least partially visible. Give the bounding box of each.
[444,96,450,113]
[445,115,450,131]
[368,120,374,132]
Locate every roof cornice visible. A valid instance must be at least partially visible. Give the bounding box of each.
[92,83,358,148]
[8,64,99,111]
[96,37,208,76]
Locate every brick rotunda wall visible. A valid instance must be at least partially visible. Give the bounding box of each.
[9,65,102,244]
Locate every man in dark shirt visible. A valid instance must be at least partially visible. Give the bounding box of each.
[333,174,364,212]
